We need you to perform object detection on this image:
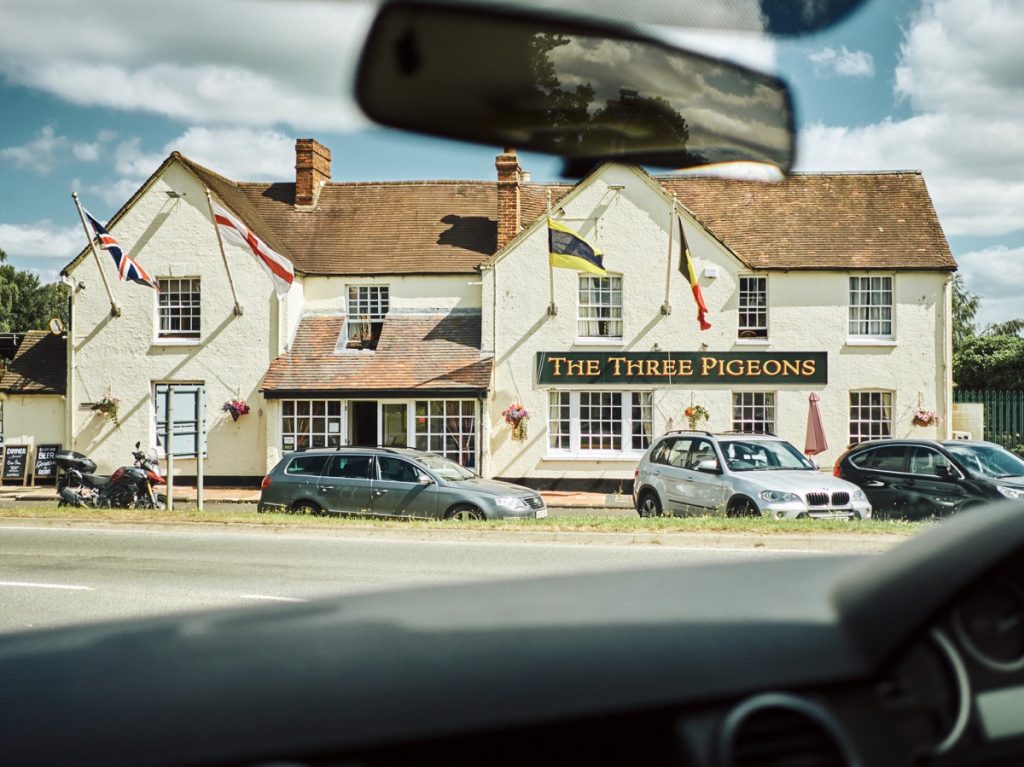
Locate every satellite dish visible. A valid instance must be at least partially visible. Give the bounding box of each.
[48,318,64,335]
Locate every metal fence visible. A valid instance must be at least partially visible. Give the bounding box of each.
[953,389,1024,453]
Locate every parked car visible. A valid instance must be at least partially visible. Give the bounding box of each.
[834,438,1024,520]
[258,446,547,520]
[633,430,872,519]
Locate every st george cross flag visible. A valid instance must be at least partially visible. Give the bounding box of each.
[677,215,711,331]
[83,210,159,290]
[210,201,294,297]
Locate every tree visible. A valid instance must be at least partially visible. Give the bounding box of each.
[0,247,69,333]
[952,273,980,348]
[953,334,1024,389]
[982,318,1024,337]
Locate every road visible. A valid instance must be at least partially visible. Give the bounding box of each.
[0,520,880,635]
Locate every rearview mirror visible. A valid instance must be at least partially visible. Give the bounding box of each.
[356,2,795,175]
[696,458,720,474]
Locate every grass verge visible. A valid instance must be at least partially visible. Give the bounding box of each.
[0,500,923,536]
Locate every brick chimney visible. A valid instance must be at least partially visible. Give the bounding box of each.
[295,138,331,208]
[495,148,521,249]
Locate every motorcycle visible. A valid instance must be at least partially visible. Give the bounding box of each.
[56,442,167,509]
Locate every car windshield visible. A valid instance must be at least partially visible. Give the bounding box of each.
[945,444,1024,479]
[414,453,476,481]
[719,439,815,471]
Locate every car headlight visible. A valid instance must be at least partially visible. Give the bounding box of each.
[996,485,1024,500]
[495,495,529,511]
[852,488,866,501]
[759,490,799,503]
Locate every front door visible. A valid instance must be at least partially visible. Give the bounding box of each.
[351,401,378,447]
[371,455,438,517]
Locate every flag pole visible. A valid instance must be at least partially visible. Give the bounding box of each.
[661,197,676,315]
[71,193,120,317]
[546,189,557,316]
[205,188,244,316]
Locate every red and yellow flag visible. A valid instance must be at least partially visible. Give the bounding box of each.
[677,216,711,331]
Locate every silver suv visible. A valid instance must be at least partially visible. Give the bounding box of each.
[633,431,872,520]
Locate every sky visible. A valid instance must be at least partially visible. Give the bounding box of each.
[0,0,1021,329]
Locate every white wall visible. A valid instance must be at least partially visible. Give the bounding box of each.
[301,275,481,315]
[67,160,285,478]
[1,395,65,449]
[485,164,951,483]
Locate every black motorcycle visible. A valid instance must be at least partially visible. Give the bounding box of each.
[56,443,167,509]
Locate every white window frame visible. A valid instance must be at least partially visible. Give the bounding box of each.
[848,275,895,342]
[576,274,623,342]
[345,285,390,349]
[413,399,478,468]
[546,390,653,459]
[849,390,894,445]
[737,275,768,342]
[731,391,776,434]
[155,277,201,344]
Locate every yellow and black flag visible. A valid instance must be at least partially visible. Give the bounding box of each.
[548,219,606,276]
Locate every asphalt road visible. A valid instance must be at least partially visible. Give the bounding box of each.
[0,520,862,635]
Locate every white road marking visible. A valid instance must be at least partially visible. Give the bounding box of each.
[238,594,308,603]
[0,580,94,591]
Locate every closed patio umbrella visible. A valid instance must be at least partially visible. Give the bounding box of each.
[804,392,828,456]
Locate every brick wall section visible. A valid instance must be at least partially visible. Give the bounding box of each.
[295,138,332,207]
[495,148,521,249]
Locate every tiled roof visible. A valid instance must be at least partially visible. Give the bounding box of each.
[0,331,66,395]
[72,154,952,278]
[658,171,956,270]
[261,312,490,395]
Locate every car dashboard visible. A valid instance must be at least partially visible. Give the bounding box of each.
[3,503,1024,767]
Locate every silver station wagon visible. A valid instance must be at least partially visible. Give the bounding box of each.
[634,431,872,520]
[259,446,547,520]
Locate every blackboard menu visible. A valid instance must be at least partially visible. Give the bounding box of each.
[2,445,29,484]
[34,444,61,483]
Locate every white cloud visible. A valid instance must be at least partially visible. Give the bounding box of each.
[958,245,1024,327]
[170,127,294,181]
[0,0,376,132]
[808,46,875,77]
[0,221,82,261]
[0,126,67,174]
[666,29,776,72]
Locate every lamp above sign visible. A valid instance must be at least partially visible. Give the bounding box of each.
[536,351,828,385]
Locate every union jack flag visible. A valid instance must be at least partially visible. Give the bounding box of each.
[84,209,159,291]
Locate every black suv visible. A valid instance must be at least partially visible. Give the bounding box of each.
[834,439,1024,519]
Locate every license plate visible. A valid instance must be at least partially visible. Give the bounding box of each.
[536,507,548,518]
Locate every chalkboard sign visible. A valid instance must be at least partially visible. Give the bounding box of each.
[33,444,61,484]
[2,445,29,485]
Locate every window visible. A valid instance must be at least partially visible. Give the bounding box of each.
[414,400,476,468]
[850,444,906,471]
[577,275,622,339]
[346,285,389,349]
[738,276,767,339]
[285,454,329,476]
[908,446,954,477]
[732,392,775,434]
[324,454,372,479]
[849,391,893,444]
[849,276,893,338]
[547,391,652,454]
[281,400,343,451]
[377,456,421,483]
[157,278,200,339]
[651,436,714,469]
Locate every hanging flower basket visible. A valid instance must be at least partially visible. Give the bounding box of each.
[501,403,530,441]
[90,394,121,427]
[912,408,941,427]
[222,398,251,422]
[684,404,710,430]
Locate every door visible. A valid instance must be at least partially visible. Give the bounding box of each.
[652,436,728,515]
[381,403,409,447]
[847,444,907,519]
[371,456,438,517]
[350,401,378,447]
[903,446,969,519]
[317,453,374,515]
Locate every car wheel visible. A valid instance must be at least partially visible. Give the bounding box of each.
[292,500,323,516]
[637,491,662,518]
[727,496,760,517]
[446,504,484,521]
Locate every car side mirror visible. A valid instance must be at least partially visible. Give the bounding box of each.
[936,465,959,481]
[696,458,720,474]
[417,474,435,485]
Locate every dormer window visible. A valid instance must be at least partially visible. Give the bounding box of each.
[346,285,389,350]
